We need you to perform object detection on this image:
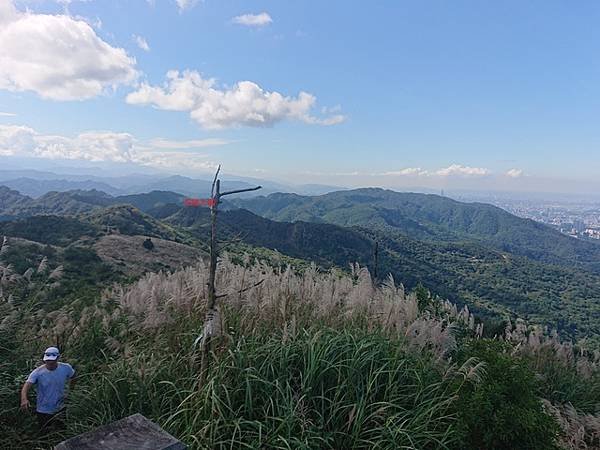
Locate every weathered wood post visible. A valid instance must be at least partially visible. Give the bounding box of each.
[185,166,260,386]
[373,240,379,281]
[199,177,220,385]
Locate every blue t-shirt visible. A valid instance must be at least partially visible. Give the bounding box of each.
[26,363,75,414]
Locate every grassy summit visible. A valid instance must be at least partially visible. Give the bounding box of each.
[2,255,600,449]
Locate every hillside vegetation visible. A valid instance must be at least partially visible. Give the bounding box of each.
[2,253,600,449]
[2,186,600,448]
[229,189,600,341]
[2,185,600,342]
[232,189,600,273]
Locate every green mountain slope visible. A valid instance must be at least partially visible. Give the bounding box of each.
[0,212,206,310]
[364,227,600,337]
[166,205,600,340]
[112,191,185,212]
[0,188,111,218]
[232,188,600,274]
[168,207,376,269]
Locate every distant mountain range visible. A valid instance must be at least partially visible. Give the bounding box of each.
[0,170,344,198]
[0,186,186,220]
[1,185,600,342]
[0,177,123,197]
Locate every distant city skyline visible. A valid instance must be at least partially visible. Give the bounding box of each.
[1,0,600,195]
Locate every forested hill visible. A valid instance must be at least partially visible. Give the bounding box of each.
[231,188,600,274]
[167,207,376,270]
[0,187,184,220]
[2,185,600,341]
[166,203,600,341]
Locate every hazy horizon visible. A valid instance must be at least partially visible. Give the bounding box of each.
[2,160,600,204]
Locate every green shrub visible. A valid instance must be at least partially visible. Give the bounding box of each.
[522,345,600,414]
[452,339,560,450]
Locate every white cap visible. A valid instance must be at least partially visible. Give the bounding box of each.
[43,346,60,361]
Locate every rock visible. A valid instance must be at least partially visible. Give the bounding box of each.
[55,413,186,450]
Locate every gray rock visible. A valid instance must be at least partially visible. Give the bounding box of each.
[55,414,186,450]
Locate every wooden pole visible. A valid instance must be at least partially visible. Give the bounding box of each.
[207,179,220,312]
[373,241,379,281]
[199,180,219,385]
[198,168,260,387]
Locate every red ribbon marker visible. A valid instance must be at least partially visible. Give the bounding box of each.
[184,198,216,207]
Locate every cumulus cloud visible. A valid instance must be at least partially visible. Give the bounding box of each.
[0,1,138,100]
[126,70,345,129]
[506,168,524,178]
[435,164,490,177]
[0,124,37,156]
[232,12,273,27]
[0,125,135,161]
[0,124,225,170]
[133,35,150,52]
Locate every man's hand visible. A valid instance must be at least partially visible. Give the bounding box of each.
[20,381,32,412]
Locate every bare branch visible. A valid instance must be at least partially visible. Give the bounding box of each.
[211,165,221,198]
[220,185,262,197]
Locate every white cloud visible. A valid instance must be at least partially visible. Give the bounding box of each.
[382,168,428,176]
[135,151,217,171]
[506,168,524,178]
[303,114,346,126]
[149,138,230,149]
[0,125,136,162]
[381,165,490,177]
[175,0,198,12]
[126,70,345,129]
[0,124,225,171]
[0,1,138,100]
[54,0,91,4]
[435,164,490,177]
[0,124,37,157]
[321,105,342,114]
[0,112,16,117]
[133,34,150,52]
[232,12,273,27]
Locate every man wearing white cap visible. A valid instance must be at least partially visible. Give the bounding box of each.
[20,346,76,430]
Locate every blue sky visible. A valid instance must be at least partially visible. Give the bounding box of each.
[1,0,600,193]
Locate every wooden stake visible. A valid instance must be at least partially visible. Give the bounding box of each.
[198,166,261,387]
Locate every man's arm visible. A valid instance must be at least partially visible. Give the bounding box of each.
[68,364,76,389]
[20,381,32,411]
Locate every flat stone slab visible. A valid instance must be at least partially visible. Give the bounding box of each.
[55,413,186,450]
